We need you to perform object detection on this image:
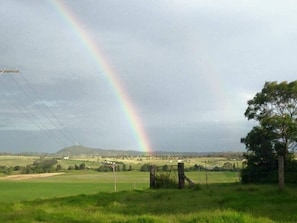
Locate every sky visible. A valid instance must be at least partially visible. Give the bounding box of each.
[1,0,297,154]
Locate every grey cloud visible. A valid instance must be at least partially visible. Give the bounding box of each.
[1,1,297,153]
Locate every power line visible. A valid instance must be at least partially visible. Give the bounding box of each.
[0,69,79,149]
[10,73,77,145]
[0,76,66,148]
[19,73,79,144]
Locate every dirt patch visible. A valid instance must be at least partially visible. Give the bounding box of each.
[0,172,64,181]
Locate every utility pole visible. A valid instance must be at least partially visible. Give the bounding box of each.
[112,162,117,192]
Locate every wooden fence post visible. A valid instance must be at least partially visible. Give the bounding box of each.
[150,165,156,188]
[178,162,185,189]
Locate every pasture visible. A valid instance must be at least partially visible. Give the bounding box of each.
[0,154,243,203]
[1,179,297,222]
[0,155,296,222]
[0,170,238,202]
[0,171,149,202]
[0,154,243,168]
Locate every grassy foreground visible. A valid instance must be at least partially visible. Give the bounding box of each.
[0,169,295,222]
[1,183,297,222]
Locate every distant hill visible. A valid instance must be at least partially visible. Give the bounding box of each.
[55,145,145,157]
[55,145,243,158]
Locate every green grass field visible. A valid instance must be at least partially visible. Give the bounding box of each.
[0,155,296,222]
[1,182,297,222]
[0,170,239,202]
[0,171,149,202]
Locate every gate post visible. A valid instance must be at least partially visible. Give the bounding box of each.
[178,162,185,189]
[150,165,157,188]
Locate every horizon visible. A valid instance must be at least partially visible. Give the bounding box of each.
[0,144,245,156]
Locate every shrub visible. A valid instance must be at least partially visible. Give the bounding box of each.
[155,173,177,189]
[241,159,297,184]
[241,166,278,183]
[140,164,151,172]
[97,165,112,172]
[21,158,58,174]
[0,166,13,174]
[56,164,62,171]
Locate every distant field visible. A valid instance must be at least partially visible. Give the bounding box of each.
[0,169,239,202]
[0,154,243,169]
[0,155,38,167]
[0,171,148,202]
[0,155,241,203]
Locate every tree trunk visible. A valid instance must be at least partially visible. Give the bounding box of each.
[278,155,285,190]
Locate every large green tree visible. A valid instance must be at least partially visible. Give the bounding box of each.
[244,81,297,189]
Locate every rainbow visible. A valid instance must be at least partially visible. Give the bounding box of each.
[50,1,152,155]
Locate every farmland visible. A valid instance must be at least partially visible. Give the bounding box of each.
[0,154,296,222]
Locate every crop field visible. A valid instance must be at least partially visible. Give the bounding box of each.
[0,155,296,222]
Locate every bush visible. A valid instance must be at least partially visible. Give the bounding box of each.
[140,164,151,172]
[79,163,86,170]
[56,164,62,171]
[97,165,112,172]
[21,158,58,174]
[14,166,22,171]
[155,173,177,189]
[0,166,13,174]
[241,159,297,184]
[241,167,277,184]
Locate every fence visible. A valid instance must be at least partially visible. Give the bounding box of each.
[149,162,195,189]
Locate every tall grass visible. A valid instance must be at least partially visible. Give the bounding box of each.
[1,183,297,222]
